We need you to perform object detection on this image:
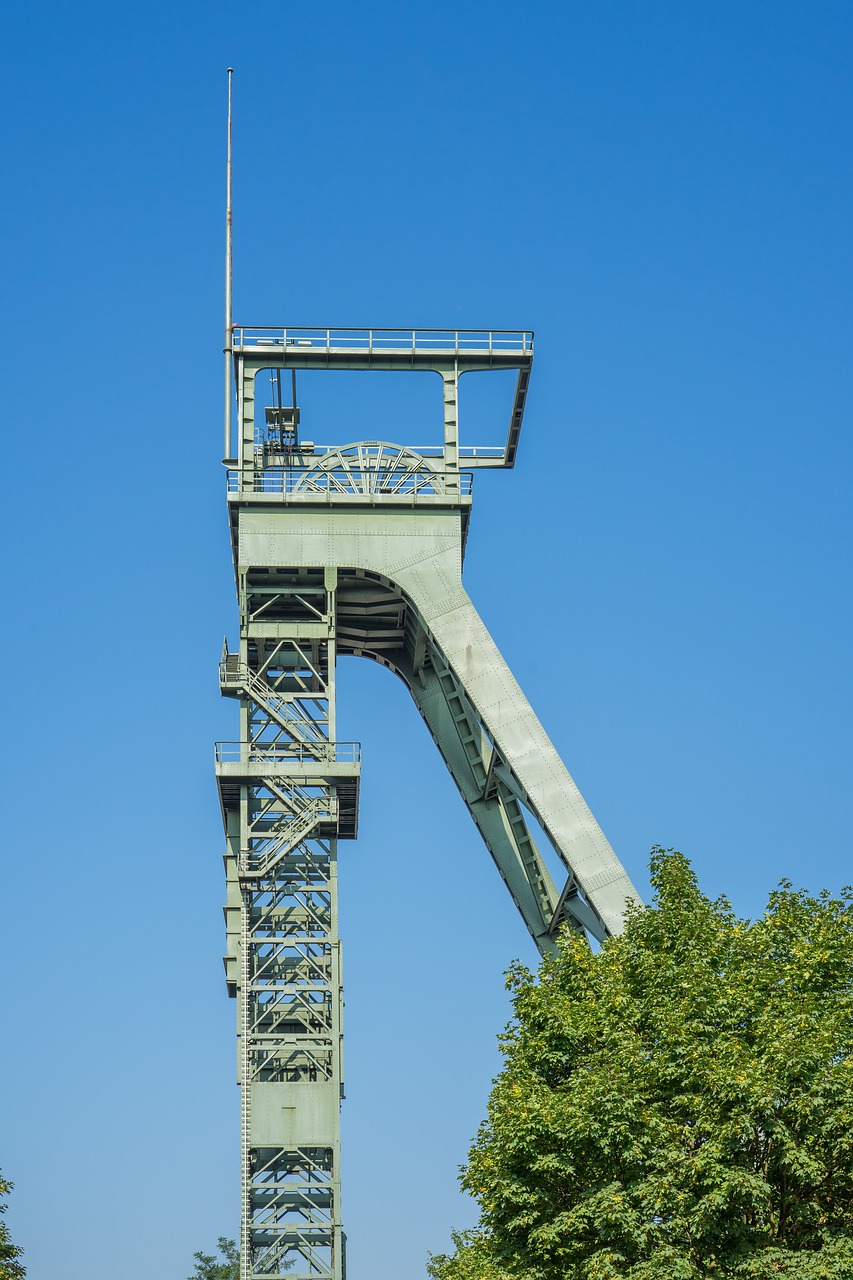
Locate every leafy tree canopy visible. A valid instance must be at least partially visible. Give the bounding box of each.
[188,1237,239,1280]
[428,849,853,1280]
[0,1173,25,1280]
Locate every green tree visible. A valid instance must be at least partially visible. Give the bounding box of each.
[428,849,853,1280]
[0,1173,25,1280]
[188,1237,240,1280]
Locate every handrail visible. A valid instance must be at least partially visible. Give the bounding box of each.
[231,326,533,355]
[247,443,500,456]
[252,443,500,457]
[226,468,473,496]
[215,741,361,765]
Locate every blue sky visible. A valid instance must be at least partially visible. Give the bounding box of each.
[1,3,852,1277]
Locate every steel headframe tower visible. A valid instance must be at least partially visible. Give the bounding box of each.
[215,319,641,1279]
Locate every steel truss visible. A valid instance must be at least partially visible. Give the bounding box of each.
[217,574,357,1280]
[216,328,641,1279]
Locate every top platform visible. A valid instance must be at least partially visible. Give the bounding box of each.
[231,326,534,372]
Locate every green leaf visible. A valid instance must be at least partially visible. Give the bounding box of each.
[431,850,853,1279]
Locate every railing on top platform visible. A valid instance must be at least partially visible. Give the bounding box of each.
[231,327,534,356]
[226,468,474,497]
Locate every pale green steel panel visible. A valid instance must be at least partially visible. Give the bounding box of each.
[237,506,640,935]
[250,1082,338,1147]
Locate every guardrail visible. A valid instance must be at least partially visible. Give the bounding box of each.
[226,468,473,497]
[215,741,361,765]
[247,444,501,458]
[231,327,533,355]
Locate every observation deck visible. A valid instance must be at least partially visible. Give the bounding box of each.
[227,327,533,469]
[231,325,533,370]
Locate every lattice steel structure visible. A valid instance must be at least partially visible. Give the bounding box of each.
[214,325,641,1279]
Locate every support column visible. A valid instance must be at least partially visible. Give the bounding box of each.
[442,367,460,494]
[240,363,256,495]
[218,583,354,1280]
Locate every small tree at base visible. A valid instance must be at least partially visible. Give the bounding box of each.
[0,1173,25,1280]
[189,1236,293,1278]
[189,1237,240,1280]
[428,849,853,1279]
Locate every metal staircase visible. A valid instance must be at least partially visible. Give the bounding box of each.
[221,645,331,759]
[240,795,335,880]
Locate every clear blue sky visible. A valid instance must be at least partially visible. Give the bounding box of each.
[1,3,852,1277]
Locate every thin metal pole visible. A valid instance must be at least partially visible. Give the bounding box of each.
[224,68,234,460]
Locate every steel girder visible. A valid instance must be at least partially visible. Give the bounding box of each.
[330,572,613,948]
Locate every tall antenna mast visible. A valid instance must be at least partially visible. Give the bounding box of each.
[224,67,234,459]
